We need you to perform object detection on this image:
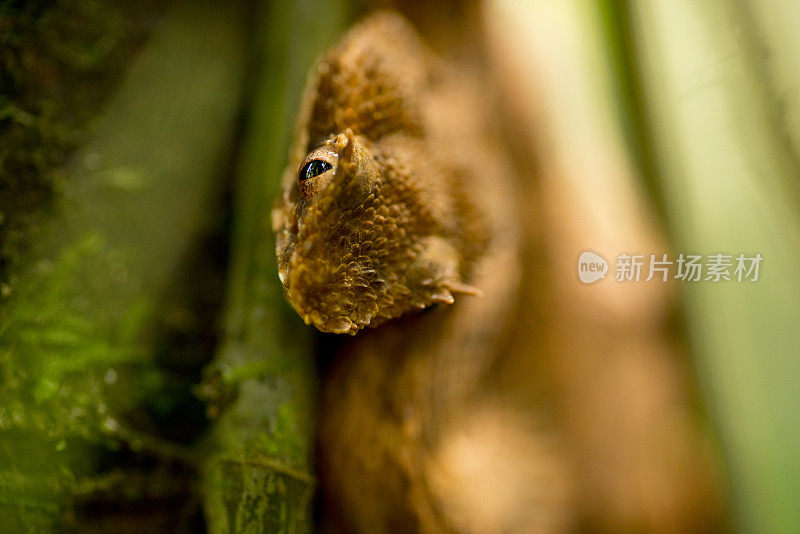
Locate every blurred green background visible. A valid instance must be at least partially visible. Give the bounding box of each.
[1,0,798,531]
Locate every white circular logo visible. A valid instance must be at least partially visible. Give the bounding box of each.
[578,251,608,284]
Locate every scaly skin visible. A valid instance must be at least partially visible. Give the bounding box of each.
[273,12,537,532]
[273,9,722,534]
[272,12,511,335]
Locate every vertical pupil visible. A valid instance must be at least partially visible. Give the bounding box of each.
[301,159,332,181]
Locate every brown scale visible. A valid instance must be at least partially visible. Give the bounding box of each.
[274,13,489,335]
[274,8,723,534]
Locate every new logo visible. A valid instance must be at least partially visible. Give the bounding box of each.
[578,251,608,284]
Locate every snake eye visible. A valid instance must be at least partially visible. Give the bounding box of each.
[300,159,333,181]
[297,145,338,199]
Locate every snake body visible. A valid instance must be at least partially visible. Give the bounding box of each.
[273,10,721,533]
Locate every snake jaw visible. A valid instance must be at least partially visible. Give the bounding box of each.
[272,17,492,335]
[281,225,481,335]
[274,134,486,334]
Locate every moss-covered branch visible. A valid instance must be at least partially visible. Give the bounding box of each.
[201,1,352,532]
[0,1,247,529]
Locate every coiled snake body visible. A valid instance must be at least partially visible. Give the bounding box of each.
[273,11,720,533]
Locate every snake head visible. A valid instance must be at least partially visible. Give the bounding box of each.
[271,13,486,335]
[273,130,481,335]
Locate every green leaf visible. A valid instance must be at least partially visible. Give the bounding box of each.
[622,1,800,531]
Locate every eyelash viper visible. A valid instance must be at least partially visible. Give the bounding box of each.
[272,10,722,533]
